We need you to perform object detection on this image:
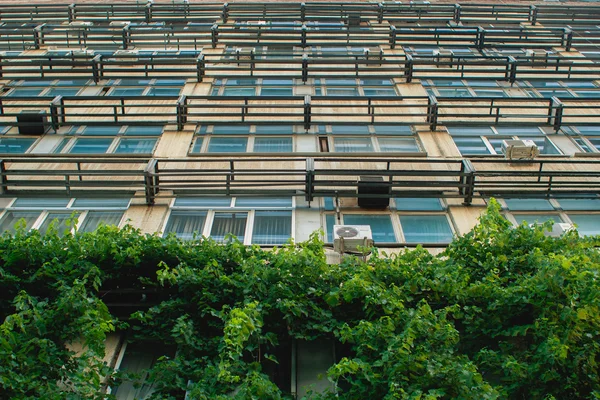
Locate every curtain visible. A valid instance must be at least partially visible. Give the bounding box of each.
[164,211,207,240]
[252,211,292,244]
[79,211,124,233]
[0,211,41,232]
[210,212,248,242]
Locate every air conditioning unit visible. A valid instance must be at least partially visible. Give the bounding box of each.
[357,176,390,209]
[333,225,374,253]
[533,222,574,237]
[69,21,94,27]
[109,21,131,27]
[113,49,139,61]
[70,49,95,56]
[17,110,49,135]
[502,139,539,160]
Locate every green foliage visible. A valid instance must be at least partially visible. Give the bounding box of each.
[1,199,600,399]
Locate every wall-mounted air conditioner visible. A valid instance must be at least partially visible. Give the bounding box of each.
[109,21,131,27]
[333,225,374,253]
[69,21,94,27]
[113,49,139,61]
[532,222,574,237]
[502,139,540,160]
[357,176,390,209]
[17,110,49,136]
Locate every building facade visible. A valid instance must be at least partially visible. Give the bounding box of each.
[1,1,600,397]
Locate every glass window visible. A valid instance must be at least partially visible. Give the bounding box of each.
[378,138,419,152]
[252,211,292,244]
[38,212,79,236]
[115,138,157,154]
[437,88,472,97]
[396,198,443,211]
[72,198,130,208]
[326,87,359,96]
[513,214,558,225]
[7,88,44,97]
[163,210,207,240]
[452,137,491,155]
[13,198,70,208]
[146,87,181,96]
[331,125,370,135]
[505,198,554,211]
[46,88,80,97]
[223,87,256,96]
[568,215,600,236]
[255,125,294,134]
[363,87,397,96]
[207,137,248,153]
[399,215,453,243]
[191,138,203,153]
[254,137,292,152]
[82,126,121,136]
[79,211,124,233]
[0,211,41,232]
[212,125,251,135]
[235,197,292,208]
[125,126,163,136]
[210,212,248,242]
[109,88,145,96]
[175,198,232,207]
[68,138,113,154]
[343,214,396,243]
[558,198,600,211]
[333,137,373,152]
[0,138,36,154]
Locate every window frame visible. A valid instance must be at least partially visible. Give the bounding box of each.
[53,125,162,155]
[190,125,296,154]
[163,197,295,245]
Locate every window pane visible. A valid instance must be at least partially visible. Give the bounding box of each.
[46,88,80,97]
[327,87,359,96]
[191,138,203,153]
[163,211,207,240]
[115,139,157,154]
[72,198,130,208]
[333,137,373,152]
[343,214,396,243]
[558,198,600,211]
[325,214,336,242]
[438,88,472,97]
[13,198,70,208]
[125,126,163,136]
[399,215,453,243]
[0,211,41,232]
[79,211,123,233]
[568,215,600,236]
[396,198,443,211]
[0,138,36,154]
[146,87,181,96]
[210,212,247,242]
[261,87,293,96]
[505,198,554,211]
[513,214,558,225]
[212,125,251,134]
[255,125,294,134]
[7,88,44,97]
[363,88,397,96]
[331,125,370,135]
[174,197,232,207]
[223,87,256,96]
[453,137,491,155]
[207,137,248,153]
[109,88,145,96]
[254,137,292,152]
[252,211,292,244]
[235,197,292,208]
[82,126,121,136]
[38,212,79,236]
[68,138,113,154]
[378,137,419,152]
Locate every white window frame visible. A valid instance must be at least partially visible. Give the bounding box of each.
[164,197,296,245]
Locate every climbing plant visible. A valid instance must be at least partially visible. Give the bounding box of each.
[1,199,599,399]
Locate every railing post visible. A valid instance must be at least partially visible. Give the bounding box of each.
[50,95,63,130]
[300,2,306,22]
[529,5,538,26]
[304,95,311,131]
[0,160,7,195]
[301,24,307,48]
[507,55,517,83]
[250,48,255,76]
[405,53,413,82]
[0,54,3,79]
[302,54,308,82]
[145,2,153,23]
[476,26,485,51]
[144,159,158,206]
[122,25,131,49]
[378,3,384,24]
[222,2,229,23]
[389,25,396,49]
[563,28,573,51]
[453,4,461,24]
[211,24,219,48]
[460,159,475,206]
[305,157,314,202]
[68,3,76,22]
[196,53,205,82]
[92,54,102,83]
[427,94,438,131]
[33,24,45,49]
[551,96,563,131]
[177,95,187,131]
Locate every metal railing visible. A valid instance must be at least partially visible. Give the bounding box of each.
[0,156,598,206]
[2,95,598,132]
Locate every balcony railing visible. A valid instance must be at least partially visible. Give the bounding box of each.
[0,157,598,206]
